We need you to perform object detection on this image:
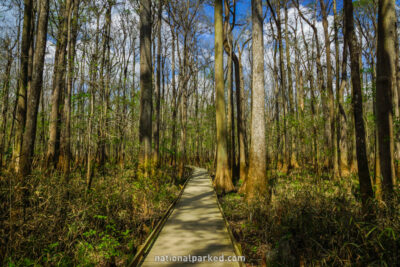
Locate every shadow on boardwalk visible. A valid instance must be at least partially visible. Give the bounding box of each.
[141,168,239,266]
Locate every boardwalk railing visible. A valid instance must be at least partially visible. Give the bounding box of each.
[212,177,246,267]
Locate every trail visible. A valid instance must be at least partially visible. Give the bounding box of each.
[141,167,240,266]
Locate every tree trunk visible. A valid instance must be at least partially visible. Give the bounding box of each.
[394,19,400,181]
[46,0,72,169]
[338,30,349,176]
[214,0,234,194]
[138,0,153,172]
[13,0,33,172]
[276,4,288,171]
[59,0,79,176]
[333,0,342,176]
[224,0,236,179]
[242,0,267,202]
[345,0,374,212]
[0,42,14,168]
[237,45,248,182]
[170,28,178,166]
[320,0,337,178]
[18,0,50,178]
[178,34,189,178]
[154,0,162,165]
[284,2,297,170]
[371,58,382,200]
[86,13,100,191]
[376,0,396,199]
[272,34,281,169]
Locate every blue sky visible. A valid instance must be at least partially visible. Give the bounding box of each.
[199,0,340,47]
[203,0,251,24]
[202,0,346,25]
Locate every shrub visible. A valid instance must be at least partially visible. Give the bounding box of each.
[0,165,185,266]
[221,170,400,266]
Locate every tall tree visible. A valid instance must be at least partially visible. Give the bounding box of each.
[214,0,234,193]
[0,38,16,168]
[320,0,338,178]
[18,0,50,178]
[138,0,153,171]
[284,1,297,170]
[223,0,236,177]
[333,0,348,177]
[13,0,33,172]
[237,41,249,182]
[169,22,178,166]
[376,0,396,200]
[154,0,163,165]
[276,1,288,171]
[243,0,267,202]
[98,1,112,169]
[46,0,72,168]
[86,6,101,190]
[338,25,349,177]
[59,0,80,175]
[344,0,374,212]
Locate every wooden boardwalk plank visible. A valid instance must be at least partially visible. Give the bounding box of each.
[141,167,240,266]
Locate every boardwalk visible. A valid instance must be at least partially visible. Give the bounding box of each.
[141,167,240,266]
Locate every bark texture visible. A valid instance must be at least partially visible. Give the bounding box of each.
[243,0,268,202]
[376,0,396,199]
[139,0,153,171]
[46,0,71,168]
[345,0,374,211]
[13,0,33,172]
[214,0,234,194]
[19,0,50,178]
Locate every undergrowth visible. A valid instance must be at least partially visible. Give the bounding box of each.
[0,164,188,266]
[221,170,400,266]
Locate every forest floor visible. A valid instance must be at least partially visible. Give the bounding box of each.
[0,164,189,266]
[220,169,400,266]
[2,165,399,266]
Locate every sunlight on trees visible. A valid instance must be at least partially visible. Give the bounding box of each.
[0,0,399,265]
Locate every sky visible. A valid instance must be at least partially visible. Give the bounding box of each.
[1,0,398,99]
[198,0,338,90]
[202,0,344,24]
[199,0,343,51]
